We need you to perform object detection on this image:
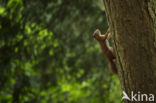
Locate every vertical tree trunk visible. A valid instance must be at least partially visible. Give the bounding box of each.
[103,0,156,102]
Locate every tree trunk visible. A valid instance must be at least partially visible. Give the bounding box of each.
[103,0,156,102]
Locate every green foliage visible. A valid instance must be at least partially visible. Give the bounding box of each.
[0,0,122,103]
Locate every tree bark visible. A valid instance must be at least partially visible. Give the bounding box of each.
[103,0,156,102]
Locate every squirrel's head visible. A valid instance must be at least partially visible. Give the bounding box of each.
[93,29,101,38]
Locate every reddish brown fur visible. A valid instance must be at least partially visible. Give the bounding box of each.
[93,29,117,74]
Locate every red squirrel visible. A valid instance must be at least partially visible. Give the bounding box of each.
[93,28,117,74]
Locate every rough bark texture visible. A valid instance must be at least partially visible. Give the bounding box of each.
[103,0,156,102]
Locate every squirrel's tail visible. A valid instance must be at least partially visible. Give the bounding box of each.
[108,60,117,74]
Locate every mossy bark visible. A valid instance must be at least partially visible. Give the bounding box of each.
[103,0,156,102]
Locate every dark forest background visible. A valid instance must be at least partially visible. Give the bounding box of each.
[0,0,121,103]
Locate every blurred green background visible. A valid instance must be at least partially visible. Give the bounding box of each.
[0,0,121,103]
